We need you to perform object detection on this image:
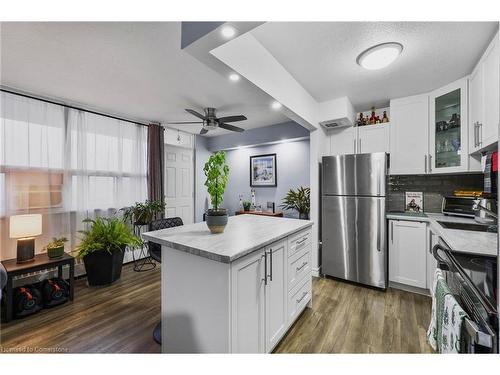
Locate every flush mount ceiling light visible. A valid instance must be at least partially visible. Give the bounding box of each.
[356,42,403,70]
[221,25,236,39]
[229,73,240,82]
[271,101,282,110]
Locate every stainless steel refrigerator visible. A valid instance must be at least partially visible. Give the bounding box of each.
[321,152,387,289]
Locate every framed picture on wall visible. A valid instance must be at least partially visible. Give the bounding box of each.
[250,153,277,187]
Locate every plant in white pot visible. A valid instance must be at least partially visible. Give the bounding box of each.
[204,151,230,234]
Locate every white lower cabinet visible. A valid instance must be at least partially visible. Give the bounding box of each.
[389,220,427,288]
[231,231,312,353]
[230,248,266,353]
[265,240,288,352]
[426,227,439,293]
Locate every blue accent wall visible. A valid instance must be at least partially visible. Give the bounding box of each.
[181,22,225,49]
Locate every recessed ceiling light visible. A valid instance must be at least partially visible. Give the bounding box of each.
[356,42,403,70]
[271,101,282,110]
[229,73,240,82]
[221,26,236,39]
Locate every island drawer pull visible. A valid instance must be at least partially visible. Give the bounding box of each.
[296,291,308,304]
[296,261,308,272]
[296,237,307,245]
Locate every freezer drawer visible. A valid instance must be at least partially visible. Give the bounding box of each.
[322,153,387,197]
[321,195,386,288]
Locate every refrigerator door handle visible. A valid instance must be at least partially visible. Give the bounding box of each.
[377,199,382,252]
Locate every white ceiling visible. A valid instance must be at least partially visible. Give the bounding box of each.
[0,22,288,136]
[252,22,499,110]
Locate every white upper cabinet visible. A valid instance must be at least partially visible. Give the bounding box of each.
[429,77,469,173]
[328,126,357,155]
[390,94,429,174]
[470,32,500,152]
[357,123,390,154]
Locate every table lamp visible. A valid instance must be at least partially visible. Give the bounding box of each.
[9,214,42,263]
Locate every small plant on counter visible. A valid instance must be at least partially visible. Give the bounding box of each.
[242,201,252,211]
[203,151,230,233]
[280,186,310,220]
[120,199,166,226]
[46,237,68,259]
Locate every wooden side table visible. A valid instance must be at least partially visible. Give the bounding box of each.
[235,210,284,217]
[1,253,75,323]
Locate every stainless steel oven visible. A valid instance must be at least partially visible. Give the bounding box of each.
[432,243,498,353]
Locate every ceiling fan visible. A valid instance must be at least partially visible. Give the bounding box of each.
[169,108,247,134]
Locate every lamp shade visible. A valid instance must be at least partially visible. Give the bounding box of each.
[9,214,42,239]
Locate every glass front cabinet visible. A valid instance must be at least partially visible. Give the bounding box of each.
[429,78,469,173]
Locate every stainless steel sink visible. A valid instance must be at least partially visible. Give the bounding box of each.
[437,221,497,233]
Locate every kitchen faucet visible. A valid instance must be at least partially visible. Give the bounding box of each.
[472,199,498,220]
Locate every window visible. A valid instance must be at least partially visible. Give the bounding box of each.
[1,91,147,260]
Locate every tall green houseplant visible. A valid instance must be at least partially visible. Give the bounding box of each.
[203,151,230,233]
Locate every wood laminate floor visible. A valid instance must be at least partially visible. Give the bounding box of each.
[274,277,433,353]
[0,263,162,353]
[1,265,433,353]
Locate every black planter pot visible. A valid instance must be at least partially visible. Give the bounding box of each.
[83,249,125,287]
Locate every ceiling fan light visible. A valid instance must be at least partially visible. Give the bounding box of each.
[357,42,403,70]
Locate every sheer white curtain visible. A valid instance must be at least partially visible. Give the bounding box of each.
[0,91,147,261]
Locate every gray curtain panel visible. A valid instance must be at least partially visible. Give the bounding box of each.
[147,124,165,217]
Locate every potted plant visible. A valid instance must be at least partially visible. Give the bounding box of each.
[204,151,230,234]
[45,237,68,259]
[78,217,142,286]
[242,201,251,212]
[280,186,311,219]
[120,199,166,226]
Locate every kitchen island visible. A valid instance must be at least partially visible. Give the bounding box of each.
[142,214,313,353]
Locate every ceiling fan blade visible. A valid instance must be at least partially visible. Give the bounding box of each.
[217,115,247,123]
[200,128,209,135]
[168,121,204,124]
[185,109,206,121]
[219,123,245,132]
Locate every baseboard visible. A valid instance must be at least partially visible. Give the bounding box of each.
[389,281,430,296]
[311,267,320,277]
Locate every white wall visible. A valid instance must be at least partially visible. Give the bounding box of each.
[221,139,310,218]
[194,136,211,222]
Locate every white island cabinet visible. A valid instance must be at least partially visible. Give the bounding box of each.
[142,215,313,353]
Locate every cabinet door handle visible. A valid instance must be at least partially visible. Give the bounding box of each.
[428,154,432,173]
[296,291,308,304]
[474,122,478,147]
[268,248,273,282]
[353,139,356,153]
[296,261,308,272]
[424,155,427,173]
[390,221,394,243]
[263,252,267,286]
[359,138,362,153]
[479,122,483,146]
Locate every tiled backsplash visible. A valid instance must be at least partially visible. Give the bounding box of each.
[388,174,484,213]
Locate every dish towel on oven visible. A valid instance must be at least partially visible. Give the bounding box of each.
[427,269,468,353]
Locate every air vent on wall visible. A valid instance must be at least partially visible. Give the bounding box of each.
[319,117,352,129]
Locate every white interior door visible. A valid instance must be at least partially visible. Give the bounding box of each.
[164,145,194,224]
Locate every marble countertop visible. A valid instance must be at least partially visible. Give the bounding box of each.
[387,212,497,257]
[142,214,313,263]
